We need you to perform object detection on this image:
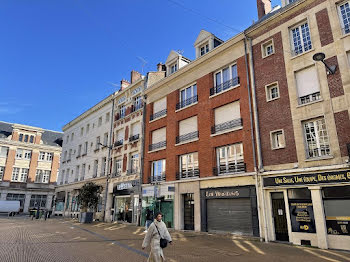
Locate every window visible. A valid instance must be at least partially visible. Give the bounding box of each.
[60,170,65,184]
[200,43,209,56]
[80,127,84,136]
[66,135,69,144]
[115,129,124,145]
[179,152,199,179]
[75,166,79,181]
[212,101,241,134]
[106,112,110,123]
[98,116,102,126]
[338,1,350,35]
[65,169,69,183]
[96,136,101,150]
[71,133,74,141]
[151,97,167,121]
[93,160,98,177]
[0,166,4,180]
[35,170,50,183]
[12,167,28,182]
[24,135,28,143]
[178,84,197,109]
[271,130,286,149]
[290,21,312,56]
[46,153,53,161]
[266,82,280,101]
[103,133,108,146]
[101,157,106,176]
[134,96,142,111]
[30,195,47,208]
[170,63,178,74]
[295,66,321,105]
[113,159,122,176]
[86,124,90,134]
[177,116,198,144]
[77,145,82,157]
[29,135,34,143]
[19,134,23,142]
[129,153,139,174]
[39,152,52,161]
[81,164,86,181]
[303,117,330,159]
[212,64,239,95]
[15,149,31,160]
[150,127,166,151]
[262,39,274,57]
[216,143,244,175]
[151,159,166,181]
[16,149,23,159]
[39,152,46,161]
[0,147,9,158]
[6,194,25,210]
[119,105,126,119]
[63,151,67,161]
[131,122,141,137]
[83,142,88,155]
[68,149,72,161]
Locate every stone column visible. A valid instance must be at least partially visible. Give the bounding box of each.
[105,192,113,222]
[46,194,53,210]
[23,193,32,213]
[309,186,328,249]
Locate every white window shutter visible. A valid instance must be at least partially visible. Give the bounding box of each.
[214,101,241,125]
[295,66,320,97]
[132,122,141,135]
[153,97,167,113]
[152,127,166,144]
[179,116,197,136]
[117,129,123,140]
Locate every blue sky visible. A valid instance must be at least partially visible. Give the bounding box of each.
[0,0,280,131]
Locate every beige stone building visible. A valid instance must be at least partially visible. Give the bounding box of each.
[0,121,62,213]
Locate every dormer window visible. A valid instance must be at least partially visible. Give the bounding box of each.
[200,43,209,56]
[170,63,178,74]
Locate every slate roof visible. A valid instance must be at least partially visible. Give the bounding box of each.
[0,121,63,147]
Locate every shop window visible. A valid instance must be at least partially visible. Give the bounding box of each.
[30,195,47,208]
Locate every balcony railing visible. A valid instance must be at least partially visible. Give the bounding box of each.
[176,169,200,180]
[211,118,242,134]
[176,95,198,110]
[149,141,166,151]
[299,92,321,105]
[114,139,123,148]
[213,162,246,176]
[149,173,166,183]
[112,172,121,178]
[74,178,78,182]
[150,109,167,121]
[132,103,143,112]
[176,131,199,144]
[129,134,140,142]
[80,176,85,181]
[210,77,240,96]
[127,168,139,175]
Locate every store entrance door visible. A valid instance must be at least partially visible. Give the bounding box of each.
[271,192,289,241]
[183,194,194,230]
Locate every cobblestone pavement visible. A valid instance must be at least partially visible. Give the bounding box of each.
[0,216,349,262]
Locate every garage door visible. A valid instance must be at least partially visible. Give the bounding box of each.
[207,198,253,235]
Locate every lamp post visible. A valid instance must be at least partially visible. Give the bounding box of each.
[312,52,337,75]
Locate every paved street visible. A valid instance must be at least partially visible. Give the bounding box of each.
[0,216,349,262]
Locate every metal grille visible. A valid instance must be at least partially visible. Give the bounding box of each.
[211,118,242,134]
[210,77,240,96]
[149,141,166,151]
[213,162,246,175]
[176,131,198,144]
[176,169,200,180]
[150,109,167,121]
[114,139,123,147]
[149,173,166,183]
[299,91,320,105]
[176,95,198,110]
[129,134,140,142]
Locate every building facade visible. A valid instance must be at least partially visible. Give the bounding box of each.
[248,0,350,250]
[55,93,115,220]
[0,121,62,213]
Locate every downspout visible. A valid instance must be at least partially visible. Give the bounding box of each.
[103,93,115,222]
[244,34,269,242]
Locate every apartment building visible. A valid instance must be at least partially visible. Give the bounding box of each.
[142,30,260,236]
[247,0,350,250]
[55,93,115,220]
[0,121,62,213]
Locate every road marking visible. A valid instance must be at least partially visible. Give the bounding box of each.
[233,240,249,252]
[244,241,265,255]
[319,249,350,261]
[302,248,340,262]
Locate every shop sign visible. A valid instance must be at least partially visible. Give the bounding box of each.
[203,187,250,199]
[142,187,155,197]
[263,170,350,187]
[117,182,133,190]
[289,200,316,233]
[326,217,350,236]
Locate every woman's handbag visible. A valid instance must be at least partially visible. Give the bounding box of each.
[154,224,168,249]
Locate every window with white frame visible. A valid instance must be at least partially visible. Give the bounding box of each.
[106,112,110,123]
[178,84,197,109]
[295,66,321,105]
[35,170,50,183]
[119,105,126,119]
[216,143,244,175]
[338,1,350,35]
[98,117,103,126]
[129,153,139,174]
[103,133,108,146]
[11,167,28,182]
[39,152,53,161]
[271,130,286,149]
[290,21,312,56]
[68,149,72,160]
[0,166,5,180]
[60,170,65,184]
[131,122,141,137]
[71,133,74,141]
[266,82,280,101]
[39,152,45,161]
[116,129,124,144]
[262,39,274,57]
[80,127,84,136]
[0,147,9,158]
[81,164,86,180]
[134,96,142,111]
[213,101,241,134]
[75,166,79,181]
[15,149,23,159]
[114,158,122,175]
[303,117,330,159]
[86,124,90,134]
[101,157,106,176]
[83,141,88,155]
[96,136,101,150]
[179,152,199,179]
[151,159,166,181]
[170,63,178,74]
[15,149,31,160]
[65,169,69,183]
[46,153,53,161]
[93,160,98,177]
[213,64,239,95]
[200,43,209,56]
[77,145,82,157]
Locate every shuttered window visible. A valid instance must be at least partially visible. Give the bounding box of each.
[153,97,167,113]
[132,122,141,136]
[295,66,321,104]
[214,101,240,125]
[179,116,197,136]
[152,127,166,144]
[116,129,124,141]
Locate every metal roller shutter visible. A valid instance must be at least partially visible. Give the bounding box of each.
[207,198,253,235]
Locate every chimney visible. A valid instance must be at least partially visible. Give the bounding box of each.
[130,70,142,84]
[120,79,130,91]
[157,63,165,72]
[257,0,272,19]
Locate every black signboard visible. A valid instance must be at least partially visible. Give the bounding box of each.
[326,217,350,236]
[264,170,350,187]
[289,200,316,233]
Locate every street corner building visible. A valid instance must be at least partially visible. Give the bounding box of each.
[0,121,62,213]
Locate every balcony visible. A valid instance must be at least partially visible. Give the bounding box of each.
[127,168,139,175]
[149,173,166,183]
[176,131,199,144]
[129,134,140,142]
[213,162,246,176]
[176,169,199,180]
[132,103,143,112]
[149,141,166,151]
[176,95,198,110]
[114,139,123,148]
[210,77,240,96]
[299,92,320,105]
[111,172,121,178]
[150,109,167,121]
[211,118,242,134]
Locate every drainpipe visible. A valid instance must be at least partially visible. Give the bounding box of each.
[103,93,115,222]
[244,34,269,242]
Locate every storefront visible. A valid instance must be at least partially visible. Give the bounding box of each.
[200,185,259,236]
[263,169,350,251]
[142,184,175,228]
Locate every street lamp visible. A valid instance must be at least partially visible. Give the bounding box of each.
[312,52,337,75]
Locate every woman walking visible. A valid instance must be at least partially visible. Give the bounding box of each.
[142,212,172,262]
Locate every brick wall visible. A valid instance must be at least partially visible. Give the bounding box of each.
[325,56,344,98]
[316,8,334,47]
[50,153,60,183]
[28,152,39,182]
[334,110,350,157]
[3,149,16,181]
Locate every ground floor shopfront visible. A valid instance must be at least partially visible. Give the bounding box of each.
[263,168,350,251]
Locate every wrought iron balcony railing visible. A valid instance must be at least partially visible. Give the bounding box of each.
[176,131,199,144]
[213,162,246,176]
[111,172,121,178]
[114,139,123,148]
[299,92,321,105]
[129,134,140,142]
[176,95,198,110]
[149,141,166,151]
[211,118,242,134]
[150,109,167,121]
[127,168,139,175]
[176,169,200,180]
[210,77,240,96]
[149,173,166,183]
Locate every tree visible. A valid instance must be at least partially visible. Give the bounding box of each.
[77,182,102,212]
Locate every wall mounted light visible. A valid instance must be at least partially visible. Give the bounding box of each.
[312,52,337,75]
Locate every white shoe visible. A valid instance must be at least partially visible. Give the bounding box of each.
[144,230,148,233]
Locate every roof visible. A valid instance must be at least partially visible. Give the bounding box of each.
[194,29,223,46]
[0,121,63,147]
[165,50,191,65]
